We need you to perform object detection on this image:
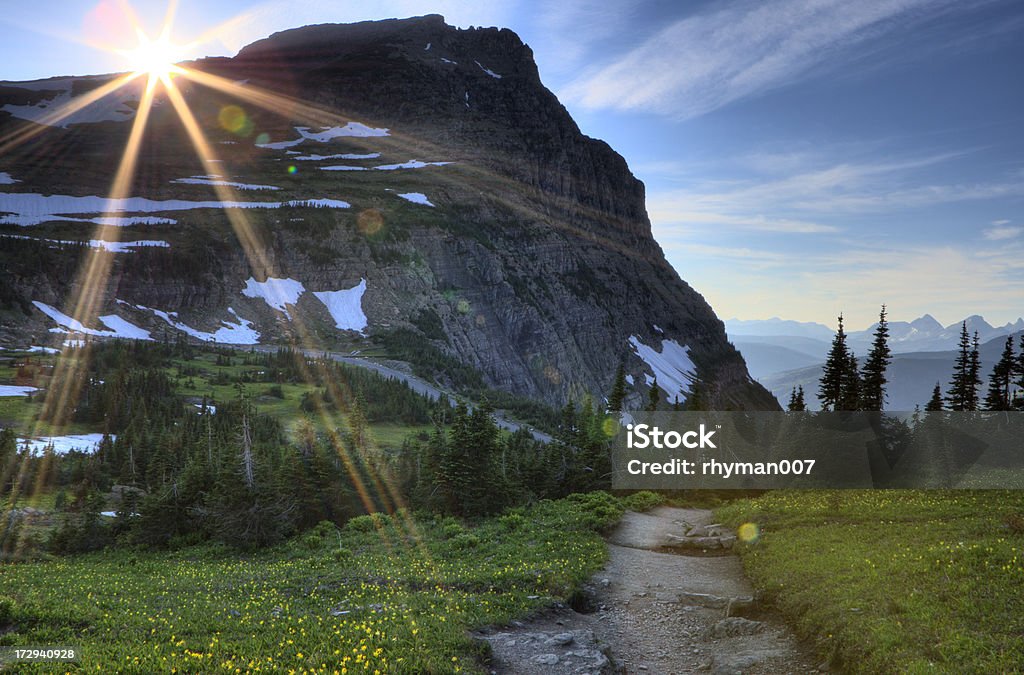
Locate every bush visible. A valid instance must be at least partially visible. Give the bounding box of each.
[346,513,388,533]
[620,491,665,513]
[449,533,481,550]
[564,491,624,532]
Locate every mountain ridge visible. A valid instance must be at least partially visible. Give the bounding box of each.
[0,15,776,411]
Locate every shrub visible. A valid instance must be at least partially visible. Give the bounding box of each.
[346,513,387,533]
[620,491,665,513]
[564,491,624,532]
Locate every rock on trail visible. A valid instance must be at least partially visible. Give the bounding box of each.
[480,506,824,674]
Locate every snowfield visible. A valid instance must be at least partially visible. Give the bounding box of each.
[372,160,452,171]
[0,172,18,184]
[17,433,112,455]
[314,279,368,334]
[148,306,261,345]
[32,301,153,340]
[242,277,306,318]
[397,192,435,207]
[172,176,282,191]
[256,123,390,149]
[293,152,380,161]
[628,335,696,401]
[0,385,38,396]
[0,77,140,128]
[0,192,349,226]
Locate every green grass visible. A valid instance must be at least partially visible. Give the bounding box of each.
[0,495,616,673]
[716,490,1024,673]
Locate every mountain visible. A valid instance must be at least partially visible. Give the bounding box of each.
[0,15,776,410]
[725,317,835,341]
[764,330,1024,410]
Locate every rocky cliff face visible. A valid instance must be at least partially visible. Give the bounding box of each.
[0,15,777,410]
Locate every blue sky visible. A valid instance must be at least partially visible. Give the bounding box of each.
[2,0,1023,330]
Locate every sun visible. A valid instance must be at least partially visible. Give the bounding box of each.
[125,29,182,78]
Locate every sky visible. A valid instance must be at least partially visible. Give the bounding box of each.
[1,0,1023,330]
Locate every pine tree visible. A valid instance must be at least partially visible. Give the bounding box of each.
[842,353,862,411]
[607,363,627,413]
[646,378,660,412]
[1015,335,1024,410]
[860,305,892,411]
[946,323,977,411]
[787,385,806,412]
[818,315,854,411]
[983,336,1016,411]
[967,332,982,411]
[925,383,944,411]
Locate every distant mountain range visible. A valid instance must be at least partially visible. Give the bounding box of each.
[726,315,1023,410]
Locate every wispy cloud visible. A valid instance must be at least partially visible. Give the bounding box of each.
[984,224,1023,240]
[560,0,959,119]
[646,149,1022,235]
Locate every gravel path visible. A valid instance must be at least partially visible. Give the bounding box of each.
[480,507,825,674]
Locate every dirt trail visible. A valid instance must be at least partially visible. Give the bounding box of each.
[480,507,824,674]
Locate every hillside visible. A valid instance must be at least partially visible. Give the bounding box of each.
[0,15,775,411]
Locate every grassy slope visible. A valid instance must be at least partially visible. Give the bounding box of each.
[717,490,1024,673]
[0,494,620,674]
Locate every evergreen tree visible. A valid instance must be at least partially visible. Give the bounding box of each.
[1015,335,1024,410]
[646,378,660,412]
[925,383,944,411]
[983,336,1016,411]
[818,315,856,411]
[946,323,980,411]
[607,363,627,413]
[842,353,861,411]
[787,385,806,412]
[860,305,892,411]
[967,332,982,411]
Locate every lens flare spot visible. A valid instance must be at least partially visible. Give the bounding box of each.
[543,365,562,385]
[254,132,270,146]
[737,522,759,543]
[287,165,298,175]
[357,209,384,235]
[456,299,471,315]
[218,105,252,136]
[474,313,486,327]
[601,417,619,438]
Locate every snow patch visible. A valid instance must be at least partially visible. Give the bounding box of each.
[1,77,139,128]
[26,346,59,354]
[148,306,260,344]
[299,123,390,141]
[475,61,503,79]
[32,301,153,340]
[441,58,457,65]
[17,433,111,455]
[396,192,435,207]
[193,403,217,415]
[0,172,19,184]
[319,165,366,172]
[91,216,176,227]
[241,277,305,318]
[628,335,696,400]
[172,176,281,191]
[625,374,635,386]
[425,43,431,51]
[314,279,368,334]
[90,240,170,252]
[0,385,37,396]
[0,192,347,226]
[293,152,380,161]
[372,160,452,171]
